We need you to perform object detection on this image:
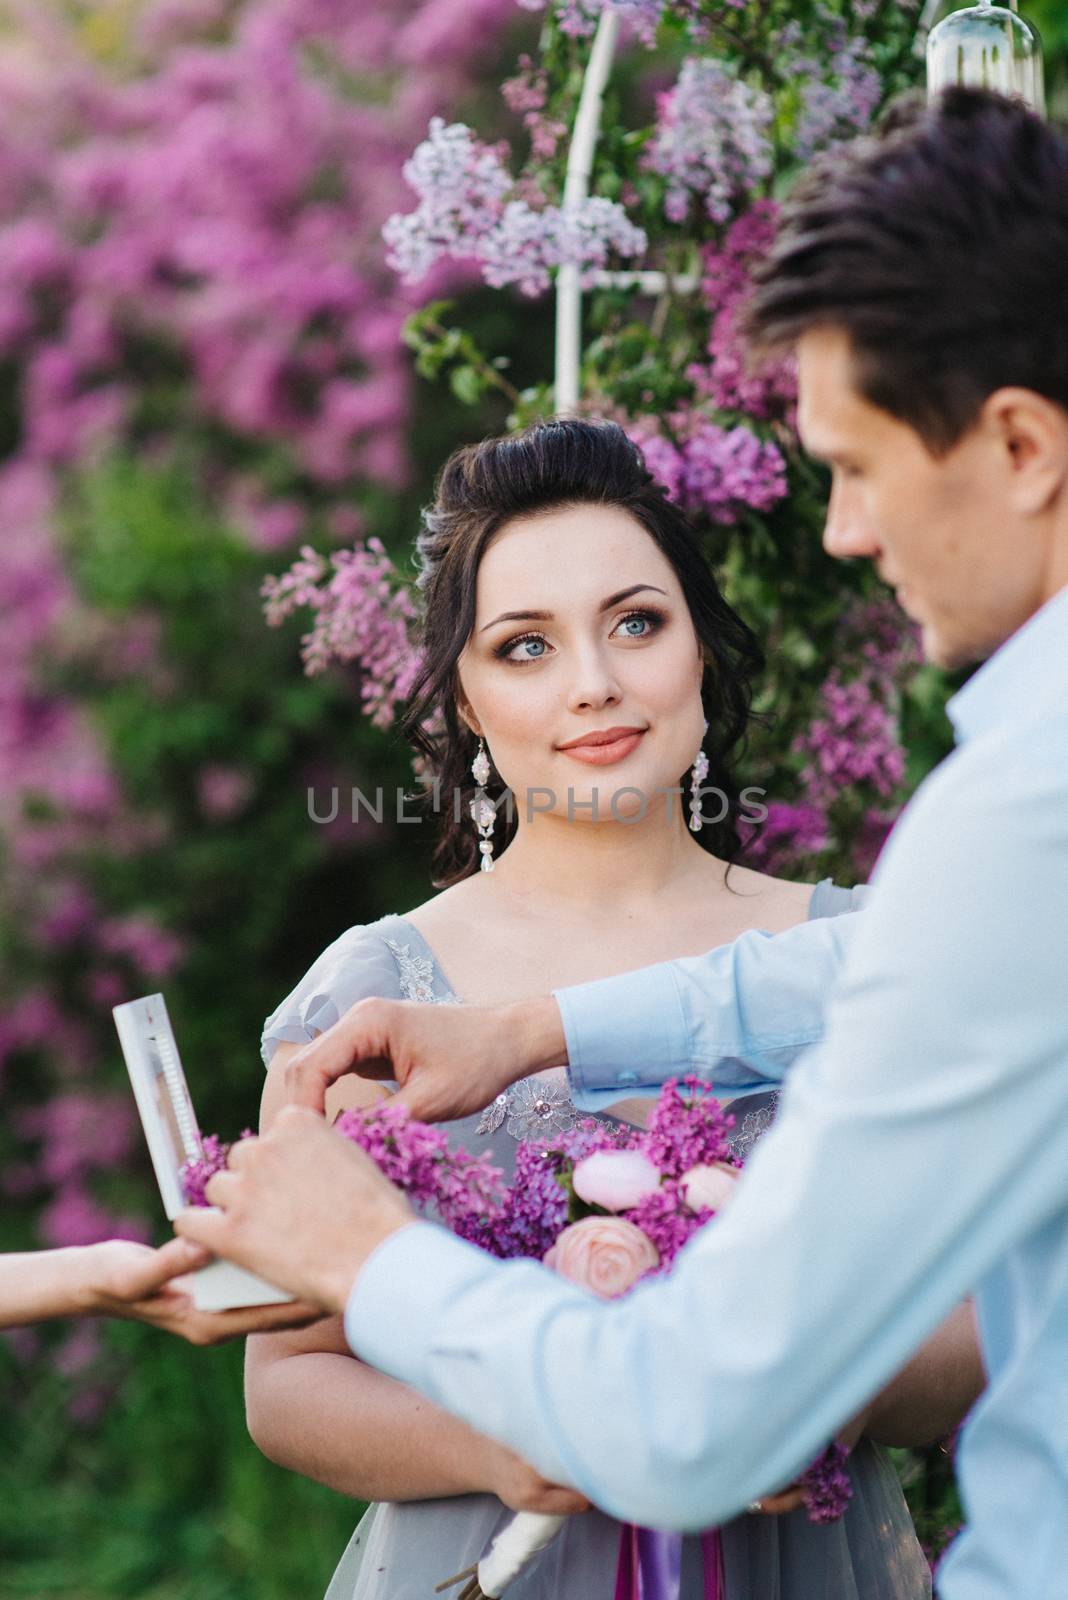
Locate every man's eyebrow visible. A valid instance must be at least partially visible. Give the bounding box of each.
[478,584,668,633]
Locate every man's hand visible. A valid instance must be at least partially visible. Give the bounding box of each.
[84,1238,323,1345]
[283,993,568,1121]
[174,1107,416,1314]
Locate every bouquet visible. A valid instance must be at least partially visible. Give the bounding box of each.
[185,1078,852,1598]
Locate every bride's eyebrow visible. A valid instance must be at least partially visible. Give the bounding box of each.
[478,584,668,634]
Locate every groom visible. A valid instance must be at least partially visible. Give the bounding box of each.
[180,88,1068,1599]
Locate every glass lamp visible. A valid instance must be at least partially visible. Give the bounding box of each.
[927,0,1045,115]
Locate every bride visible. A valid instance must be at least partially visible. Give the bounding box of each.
[248,419,978,1598]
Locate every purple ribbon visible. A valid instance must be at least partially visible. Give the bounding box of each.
[613,1526,723,1600]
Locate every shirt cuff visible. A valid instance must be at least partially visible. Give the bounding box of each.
[554,962,691,1111]
[343,1219,498,1386]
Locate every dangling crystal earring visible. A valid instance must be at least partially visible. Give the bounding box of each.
[688,719,710,833]
[469,737,496,871]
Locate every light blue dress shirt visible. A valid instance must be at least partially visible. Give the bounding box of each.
[561,903,866,1110]
[345,583,1068,1600]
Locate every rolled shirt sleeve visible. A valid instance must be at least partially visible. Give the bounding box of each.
[557,913,864,1110]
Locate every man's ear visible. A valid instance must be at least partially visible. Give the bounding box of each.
[983,387,1068,517]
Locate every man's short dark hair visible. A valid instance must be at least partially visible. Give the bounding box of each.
[746,88,1068,454]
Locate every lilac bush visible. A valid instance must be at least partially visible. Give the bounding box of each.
[0,0,520,1263]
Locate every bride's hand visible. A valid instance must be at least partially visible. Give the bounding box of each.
[479,1435,591,1517]
[284,994,568,1123]
[749,1402,872,1517]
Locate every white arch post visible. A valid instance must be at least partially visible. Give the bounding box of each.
[553,10,698,414]
[554,9,620,414]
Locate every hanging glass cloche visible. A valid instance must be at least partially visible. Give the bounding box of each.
[927,0,1045,115]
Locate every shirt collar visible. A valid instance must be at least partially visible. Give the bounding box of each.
[946,582,1068,745]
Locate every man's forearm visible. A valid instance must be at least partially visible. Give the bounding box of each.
[500,995,569,1077]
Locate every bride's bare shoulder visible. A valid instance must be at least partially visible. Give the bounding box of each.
[399,875,489,939]
[722,861,819,924]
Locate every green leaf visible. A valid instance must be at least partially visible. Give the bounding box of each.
[449,365,484,406]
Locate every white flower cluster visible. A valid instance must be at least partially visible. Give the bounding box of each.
[384,118,646,297]
[646,57,774,226]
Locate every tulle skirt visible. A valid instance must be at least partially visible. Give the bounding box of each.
[324,1439,931,1599]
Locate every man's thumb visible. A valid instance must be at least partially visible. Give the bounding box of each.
[142,1236,211,1290]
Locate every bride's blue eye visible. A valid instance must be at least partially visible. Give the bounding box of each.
[495,609,665,665]
[498,633,551,664]
[613,609,665,640]
[613,611,655,636]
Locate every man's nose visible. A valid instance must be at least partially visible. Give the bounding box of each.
[822,482,879,561]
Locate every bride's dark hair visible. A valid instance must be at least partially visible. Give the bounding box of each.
[400,418,764,887]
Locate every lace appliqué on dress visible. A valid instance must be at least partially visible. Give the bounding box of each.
[476,1094,508,1136]
[383,937,461,1007]
[728,1092,781,1160]
[383,937,435,1002]
[476,1076,578,1139]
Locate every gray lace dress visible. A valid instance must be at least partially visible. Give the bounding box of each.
[260,879,932,1600]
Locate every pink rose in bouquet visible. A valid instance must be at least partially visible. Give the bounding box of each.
[572,1149,661,1212]
[681,1161,740,1213]
[544,1215,660,1298]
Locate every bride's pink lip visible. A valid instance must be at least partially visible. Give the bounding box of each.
[557,730,646,766]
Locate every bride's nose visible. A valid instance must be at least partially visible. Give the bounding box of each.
[565,647,624,713]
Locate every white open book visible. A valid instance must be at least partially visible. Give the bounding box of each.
[113,993,292,1312]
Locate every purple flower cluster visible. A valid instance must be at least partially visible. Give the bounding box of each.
[0,8,427,496]
[781,595,917,873]
[334,1102,509,1246]
[384,118,645,299]
[780,20,882,162]
[690,204,798,422]
[337,1102,449,1191]
[800,1442,854,1524]
[625,416,787,527]
[842,595,920,684]
[262,540,422,729]
[680,421,788,525]
[382,118,513,283]
[740,801,831,876]
[502,56,568,162]
[645,58,773,226]
[180,1133,235,1209]
[8,1090,148,1247]
[484,1116,634,1259]
[628,1180,714,1270]
[639,1076,735,1180]
[794,672,906,809]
